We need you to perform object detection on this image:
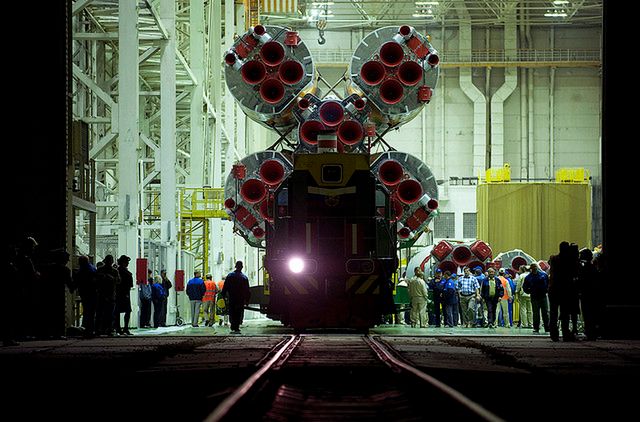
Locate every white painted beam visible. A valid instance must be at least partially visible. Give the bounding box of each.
[118,0,140,261]
[188,0,205,187]
[73,63,116,108]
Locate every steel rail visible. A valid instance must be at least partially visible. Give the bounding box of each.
[204,334,302,422]
[364,335,505,422]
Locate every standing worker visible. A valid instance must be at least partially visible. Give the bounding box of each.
[115,255,133,336]
[221,261,251,334]
[160,270,172,327]
[202,274,219,327]
[407,267,429,328]
[186,271,206,327]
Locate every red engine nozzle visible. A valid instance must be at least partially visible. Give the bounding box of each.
[299,120,324,145]
[396,179,423,204]
[511,256,528,271]
[259,159,285,186]
[337,120,364,145]
[241,60,266,84]
[278,60,304,85]
[379,79,404,104]
[260,41,285,66]
[360,61,386,86]
[240,179,266,204]
[398,227,411,239]
[378,160,404,186]
[253,24,266,36]
[354,97,366,110]
[398,61,423,86]
[427,198,439,210]
[259,78,285,104]
[298,97,310,110]
[259,198,273,222]
[319,101,344,127]
[399,25,412,37]
[225,52,237,66]
[438,261,458,274]
[452,245,473,266]
[427,53,440,67]
[379,42,405,67]
[252,226,265,238]
[224,198,236,209]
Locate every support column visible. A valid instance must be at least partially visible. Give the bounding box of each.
[490,3,518,168]
[118,0,140,260]
[210,0,224,278]
[160,0,177,324]
[457,3,486,177]
[189,0,205,187]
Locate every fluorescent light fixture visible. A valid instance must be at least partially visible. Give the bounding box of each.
[413,13,434,18]
[544,10,568,17]
[415,1,439,4]
[312,1,335,5]
[552,1,570,4]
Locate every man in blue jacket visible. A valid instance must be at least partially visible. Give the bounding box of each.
[186,271,206,327]
[480,267,504,329]
[523,262,550,334]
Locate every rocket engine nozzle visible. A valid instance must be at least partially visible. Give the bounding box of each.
[452,245,473,266]
[396,179,423,204]
[398,61,423,86]
[299,120,324,145]
[337,120,364,145]
[260,78,286,104]
[379,41,405,67]
[279,60,304,85]
[360,61,386,86]
[260,41,285,66]
[259,159,286,186]
[319,101,344,127]
[240,178,267,204]
[378,160,404,186]
[379,79,404,104]
[241,60,267,84]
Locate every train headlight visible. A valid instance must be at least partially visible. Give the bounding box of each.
[288,257,305,273]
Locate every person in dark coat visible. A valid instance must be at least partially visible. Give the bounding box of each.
[115,255,133,335]
[74,255,97,338]
[160,270,173,327]
[95,255,120,336]
[480,267,504,329]
[548,241,579,342]
[151,276,166,328]
[523,262,550,334]
[139,269,153,328]
[221,261,251,334]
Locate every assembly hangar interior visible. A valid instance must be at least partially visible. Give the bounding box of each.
[2,1,638,422]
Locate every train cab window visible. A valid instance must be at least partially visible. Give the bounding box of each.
[321,164,342,183]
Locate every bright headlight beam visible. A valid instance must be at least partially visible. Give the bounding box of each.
[288,257,305,274]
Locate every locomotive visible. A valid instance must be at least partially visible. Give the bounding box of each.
[223,25,440,330]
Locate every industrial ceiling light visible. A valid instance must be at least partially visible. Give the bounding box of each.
[415,1,439,5]
[312,1,334,5]
[544,10,568,17]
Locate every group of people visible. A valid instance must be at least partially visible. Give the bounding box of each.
[185,261,251,334]
[138,268,173,329]
[403,242,603,341]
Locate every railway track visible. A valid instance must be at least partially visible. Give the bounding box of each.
[205,335,504,422]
